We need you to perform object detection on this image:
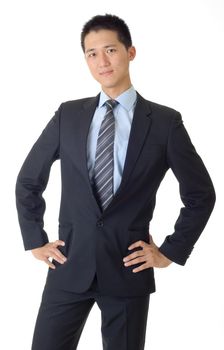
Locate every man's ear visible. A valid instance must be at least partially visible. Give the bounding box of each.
[128,46,136,61]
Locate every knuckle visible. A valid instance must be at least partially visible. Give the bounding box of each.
[52,247,59,254]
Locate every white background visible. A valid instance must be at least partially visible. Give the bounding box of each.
[1,0,223,349]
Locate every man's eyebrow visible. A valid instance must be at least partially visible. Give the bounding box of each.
[85,44,117,54]
[85,48,95,54]
[104,44,117,48]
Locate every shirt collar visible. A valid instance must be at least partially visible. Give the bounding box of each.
[98,86,137,111]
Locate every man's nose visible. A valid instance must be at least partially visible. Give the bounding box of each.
[98,52,110,67]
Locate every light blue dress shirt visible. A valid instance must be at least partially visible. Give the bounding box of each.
[87,86,137,194]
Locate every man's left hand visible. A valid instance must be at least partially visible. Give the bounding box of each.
[123,235,172,273]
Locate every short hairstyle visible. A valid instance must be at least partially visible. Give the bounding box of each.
[81,14,132,52]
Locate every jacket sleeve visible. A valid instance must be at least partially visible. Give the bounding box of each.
[15,104,62,250]
[159,112,216,265]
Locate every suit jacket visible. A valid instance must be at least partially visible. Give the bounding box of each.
[15,93,215,297]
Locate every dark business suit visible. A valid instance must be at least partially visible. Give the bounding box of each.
[16,93,215,349]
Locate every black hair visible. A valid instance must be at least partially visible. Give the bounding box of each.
[81,14,132,52]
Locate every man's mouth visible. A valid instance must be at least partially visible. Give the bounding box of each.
[99,70,113,76]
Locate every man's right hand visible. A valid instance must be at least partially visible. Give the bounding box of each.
[31,240,67,269]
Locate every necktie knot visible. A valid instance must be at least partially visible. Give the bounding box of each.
[105,99,118,111]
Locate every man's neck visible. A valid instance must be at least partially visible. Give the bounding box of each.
[102,83,132,99]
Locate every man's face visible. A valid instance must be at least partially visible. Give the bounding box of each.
[84,29,136,95]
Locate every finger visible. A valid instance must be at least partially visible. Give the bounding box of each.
[123,250,144,262]
[51,248,67,263]
[132,262,150,273]
[124,256,146,267]
[53,240,65,247]
[48,249,67,264]
[128,240,146,251]
[44,258,56,269]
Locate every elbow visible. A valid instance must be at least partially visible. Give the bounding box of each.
[181,184,216,214]
[208,185,216,212]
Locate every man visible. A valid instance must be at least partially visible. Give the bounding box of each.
[16,14,215,350]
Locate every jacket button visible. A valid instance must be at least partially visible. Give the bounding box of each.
[97,219,103,227]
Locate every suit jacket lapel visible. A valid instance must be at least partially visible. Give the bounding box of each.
[77,94,102,213]
[108,93,152,207]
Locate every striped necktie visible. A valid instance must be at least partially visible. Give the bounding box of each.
[93,99,118,211]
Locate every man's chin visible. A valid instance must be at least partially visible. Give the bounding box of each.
[100,81,117,90]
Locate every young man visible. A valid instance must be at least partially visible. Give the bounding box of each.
[16,14,215,350]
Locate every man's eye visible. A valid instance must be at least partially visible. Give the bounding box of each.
[107,48,116,54]
[87,52,96,58]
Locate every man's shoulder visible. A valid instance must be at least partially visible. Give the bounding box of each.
[59,95,99,112]
[149,100,179,115]
[137,93,180,117]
